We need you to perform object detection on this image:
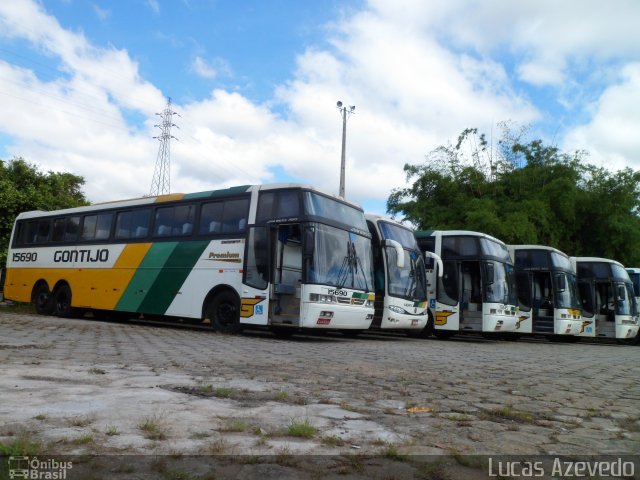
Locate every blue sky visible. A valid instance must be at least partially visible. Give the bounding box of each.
[0,0,639,215]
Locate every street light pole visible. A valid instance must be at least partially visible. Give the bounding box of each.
[336,101,355,199]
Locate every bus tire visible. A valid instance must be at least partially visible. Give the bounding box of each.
[32,283,53,315]
[433,330,455,340]
[206,291,242,334]
[340,329,363,338]
[271,326,296,338]
[53,284,76,318]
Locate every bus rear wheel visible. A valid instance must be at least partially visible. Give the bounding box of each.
[53,284,76,318]
[206,291,242,334]
[32,283,53,315]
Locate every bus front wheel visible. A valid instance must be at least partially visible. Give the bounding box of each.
[206,291,242,334]
[32,283,53,315]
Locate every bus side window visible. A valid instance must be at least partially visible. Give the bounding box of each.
[52,217,79,242]
[199,202,223,235]
[222,199,249,233]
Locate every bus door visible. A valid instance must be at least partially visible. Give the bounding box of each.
[515,271,533,333]
[594,280,616,337]
[531,272,554,333]
[577,280,596,336]
[271,224,303,326]
[434,260,460,331]
[460,261,482,330]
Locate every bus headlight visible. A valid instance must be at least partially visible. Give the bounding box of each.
[388,305,406,314]
[310,293,337,303]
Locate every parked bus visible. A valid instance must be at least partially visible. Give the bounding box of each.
[626,268,640,306]
[365,214,434,332]
[4,184,375,335]
[508,245,582,338]
[415,230,519,338]
[625,267,640,345]
[571,257,639,342]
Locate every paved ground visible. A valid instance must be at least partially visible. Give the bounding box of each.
[1,308,639,479]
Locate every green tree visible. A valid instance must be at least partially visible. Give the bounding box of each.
[0,158,88,267]
[387,127,640,266]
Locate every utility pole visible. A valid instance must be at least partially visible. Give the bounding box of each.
[150,97,179,196]
[336,101,355,199]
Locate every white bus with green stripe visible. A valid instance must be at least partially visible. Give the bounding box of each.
[415,230,519,338]
[365,214,433,332]
[4,184,375,334]
[571,257,639,342]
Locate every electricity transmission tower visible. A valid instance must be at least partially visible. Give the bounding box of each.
[150,98,179,196]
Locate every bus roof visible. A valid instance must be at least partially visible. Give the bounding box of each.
[15,183,364,220]
[571,256,625,268]
[364,214,414,231]
[415,229,506,245]
[508,244,569,257]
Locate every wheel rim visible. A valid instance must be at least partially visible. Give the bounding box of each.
[217,302,236,326]
[56,290,70,313]
[35,292,49,309]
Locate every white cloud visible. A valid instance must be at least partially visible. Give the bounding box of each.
[93,4,111,22]
[563,63,640,171]
[145,0,160,15]
[0,0,638,211]
[190,56,217,79]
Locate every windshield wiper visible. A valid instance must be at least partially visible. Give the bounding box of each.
[337,240,370,292]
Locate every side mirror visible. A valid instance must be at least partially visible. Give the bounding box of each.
[618,285,626,301]
[555,273,566,292]
[383,239,405,269]
[424,251,444,277]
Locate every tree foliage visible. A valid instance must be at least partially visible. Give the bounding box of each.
[387,125,640,266]
[0,158,88,267]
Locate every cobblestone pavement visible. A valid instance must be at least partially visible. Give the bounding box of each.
[1,310,639,478]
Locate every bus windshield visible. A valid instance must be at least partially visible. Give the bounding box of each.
[378,222,418,249]
[484,261,517,305]
[611,264,631,281]
[308,223,373,291]
[629,272,640,297]
[304,192,368,231]
[555,272,581,309]
[386,248,427,301]
[550,251,572,271]
[615,282,636,316]
[480,238,511,262]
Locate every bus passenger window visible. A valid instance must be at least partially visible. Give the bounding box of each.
[222,199,249,233]
[82,213,113,241]
[52,217,79,242]
[116,209,150,239]
[21,220,51,245]
[199,202,223,235]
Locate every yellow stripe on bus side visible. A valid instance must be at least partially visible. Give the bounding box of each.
[72,243,153,309]
[155,193,185,203]
[4,243,152,310]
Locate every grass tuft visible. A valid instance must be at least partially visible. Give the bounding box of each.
[287,418,317,438]
[138,414,169,440]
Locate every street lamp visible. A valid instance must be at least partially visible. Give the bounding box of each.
[337,101,355,199]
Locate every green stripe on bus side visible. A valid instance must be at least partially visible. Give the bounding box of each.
[115,242,179,312]
[137,240,211,314]
[183,185,251,200]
